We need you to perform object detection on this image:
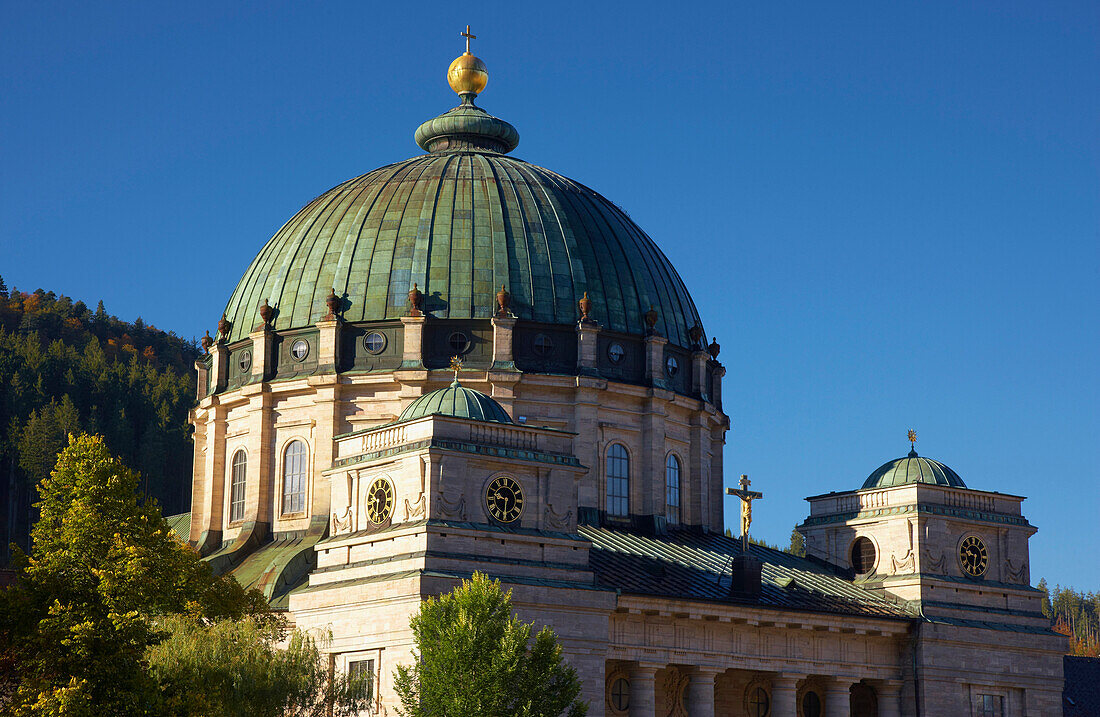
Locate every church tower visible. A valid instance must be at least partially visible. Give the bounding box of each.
[797,433,1064,713]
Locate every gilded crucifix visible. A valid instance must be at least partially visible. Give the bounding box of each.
[726,474,763,553]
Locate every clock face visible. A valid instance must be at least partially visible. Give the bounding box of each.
[485,475,524,524]
[959,535,988,577]
[366,478,394,524]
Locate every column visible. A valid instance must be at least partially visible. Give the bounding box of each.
[770,673,802,717]
[824,678,854,717]
[691,350,709,399]
[685,667,720,717]
[628,663,660,717]
[315,317,341,372]
[249,326,275,382]
[874,680,902,717]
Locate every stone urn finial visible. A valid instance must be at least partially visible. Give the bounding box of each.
[324,288,341,320]
[201,330,213,354]
[689,322,704,348]
[644,305,659,334]
[258,299,274,328]
[407,283,424,317]
[708,336,721,360]
[578,291,592,323]
[495,284,511,317]
[217,314,231,342]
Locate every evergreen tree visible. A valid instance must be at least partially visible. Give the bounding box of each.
[394,572,586,717]
[788,527,806,557]
[0,434,269,716]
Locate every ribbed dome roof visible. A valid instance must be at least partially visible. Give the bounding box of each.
[861,449,966,490]
[219,97,702,346]
[398,379,512,424]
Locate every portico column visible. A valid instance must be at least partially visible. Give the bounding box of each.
[874,679,902,717]
[685,667,720,717]
[628,663,660,717]
[824,678,854,717]
[770,673,802,717]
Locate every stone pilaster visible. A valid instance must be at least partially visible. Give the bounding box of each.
[685,667,720,717]
[873,680,902,717]
[628,663,660,717]
[691,350,709,399]
[770,673,803,717]
[824,678,854,717]
[401,316,426,369]
[490,315,517,371]
[572,381,603,511]
[249,327,276,382]
[644,334,668,387]
[711,364,725,409]
[243,387,274,527]
[640,395,667,519]
[576,320,600,375]
[194,359,209,400]
[315,318,342,373]
[210,342,229,394]
[196,402,227,554]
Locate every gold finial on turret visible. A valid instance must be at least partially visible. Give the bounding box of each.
[448,25,488,99]
[907,429,917,446]
[449,355,464,379]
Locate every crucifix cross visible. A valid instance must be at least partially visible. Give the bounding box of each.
[726,474,763,553]
[460,25,476,54]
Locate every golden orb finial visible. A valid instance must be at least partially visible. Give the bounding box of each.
[448,25,488,98]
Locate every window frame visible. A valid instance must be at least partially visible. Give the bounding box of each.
[605,443,630,518]
[280,439,309,516]
[228,448,247,524]
[665,453,681,524]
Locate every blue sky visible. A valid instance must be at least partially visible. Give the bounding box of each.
[2,1,1097,590]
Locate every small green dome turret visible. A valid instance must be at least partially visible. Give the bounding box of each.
[861,448,966,490]
[398,379,513,424]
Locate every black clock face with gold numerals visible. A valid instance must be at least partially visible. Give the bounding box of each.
[366,478,394,524]
[959,535,988,577]
[485,475,524,524]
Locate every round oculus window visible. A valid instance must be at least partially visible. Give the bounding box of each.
[851,536,877,575]
[533,333,553,357]
[802,691,822,717]
[363,331,386,354]
[665,355,679,377]
[608,677,630,712]
[448,331,471,355]
[607,342,625,364]
[238,350,252,373]
[366,478,394,525]
[290,339,309,361]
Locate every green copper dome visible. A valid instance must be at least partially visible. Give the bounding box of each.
[861,449,966,490]
[398,379,513,424]
[219,95,702,346]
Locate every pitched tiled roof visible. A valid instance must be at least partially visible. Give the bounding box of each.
[1064,656,1100,717]
[578,525,914,620]
[164,512,191,542]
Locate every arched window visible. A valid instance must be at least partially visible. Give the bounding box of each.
[229,449,247,523]
[606,444,629,517]
[282,440,308,515]
[665,454,681,524]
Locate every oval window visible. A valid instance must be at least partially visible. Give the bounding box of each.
[448,331,471,355]
[851,536,877,575]
[291,339,309,361]
[665,355,679,377]
[608,342,625,364]
[238,350,252,373]
[533,333,553,357]
[363,331,386,354]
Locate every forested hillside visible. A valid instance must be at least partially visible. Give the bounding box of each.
[1039,580,1100,656]
[0,277,199,564]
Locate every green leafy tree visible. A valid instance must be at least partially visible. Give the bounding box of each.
[394,572,586,717]
[146,615,371,717]
[0,434,268,716]
[788,527,806,557]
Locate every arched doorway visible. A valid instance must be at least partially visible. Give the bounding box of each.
[850,682,878,717]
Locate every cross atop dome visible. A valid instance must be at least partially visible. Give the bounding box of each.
[460,25,476,54]
[447,25,488,99]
